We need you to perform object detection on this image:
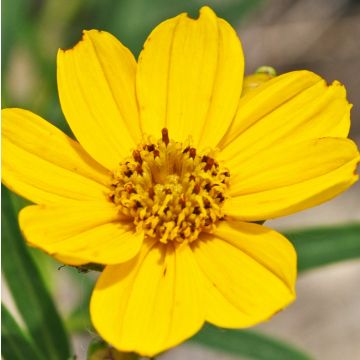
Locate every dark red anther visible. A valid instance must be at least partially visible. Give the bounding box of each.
[204,183,212,192]
[183,146,190,154]
[194,206,201,215]
[201,155,209,163]
[193,183,200,194]
[204,157,215,171]
[153,149,160,158]
[124,184,133,193]
[148,187,155,199]
[162,128,169,146]
[135,164,143,175]
[124,169,133,177]
[189,174,196,182]
[204,199,211,208]
[147,144,155,152]
[135,200,142,209]
[189,148,196,159]
[179,195,186,208]
[133,150,142,164]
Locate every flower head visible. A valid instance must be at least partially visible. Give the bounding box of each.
[2,6,359,357]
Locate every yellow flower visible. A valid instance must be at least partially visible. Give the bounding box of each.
[2,6,359,357]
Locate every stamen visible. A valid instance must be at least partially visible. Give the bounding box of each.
[189,148,196,159]
[109,130,230,244]
[162,128,169,146]
[204,157,215,171]
[135,164,143,175]
[193,183,201,194]
[133,150,142,164]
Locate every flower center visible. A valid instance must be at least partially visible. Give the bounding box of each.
[109,129,230,244]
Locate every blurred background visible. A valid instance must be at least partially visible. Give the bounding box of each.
[2,0,360,359]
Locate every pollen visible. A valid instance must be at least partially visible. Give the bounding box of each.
[109,129,230,244]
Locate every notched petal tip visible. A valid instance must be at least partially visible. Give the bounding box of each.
[331,80,354,110]
[182,5,217,21]
[58,29,103,52]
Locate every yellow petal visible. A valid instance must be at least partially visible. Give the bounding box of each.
[219,71,351,157]
[2,108,109,205]
[191,220,296,328]
[224,138,359,221]
[19,203,142,265]
[91,241,204,356]
[136,6,244,149]
[57,30,140,170]
[54,254,88,266]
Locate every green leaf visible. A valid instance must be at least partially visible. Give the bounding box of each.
[9,192,57,292]
[10,189,56,289]
[191,324,313,360]
[1,304,45,360]
[87,339,139,360]
[285,224,360,272]
[1,186,71,360]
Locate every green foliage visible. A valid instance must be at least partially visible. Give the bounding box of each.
[1,304,46,360]
[1,187,72,360]
[191,324,313,360]
[285,224,360,272]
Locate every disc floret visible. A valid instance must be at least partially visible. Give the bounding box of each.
[109,129,230,244]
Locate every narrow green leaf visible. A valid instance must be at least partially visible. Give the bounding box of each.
[1,186,71,360]
[1,304,45,360]
[9,192,56,292]
[285,224,360,272]
[191,324,313,360]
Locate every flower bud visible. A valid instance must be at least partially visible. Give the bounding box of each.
[242,66,277,96]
